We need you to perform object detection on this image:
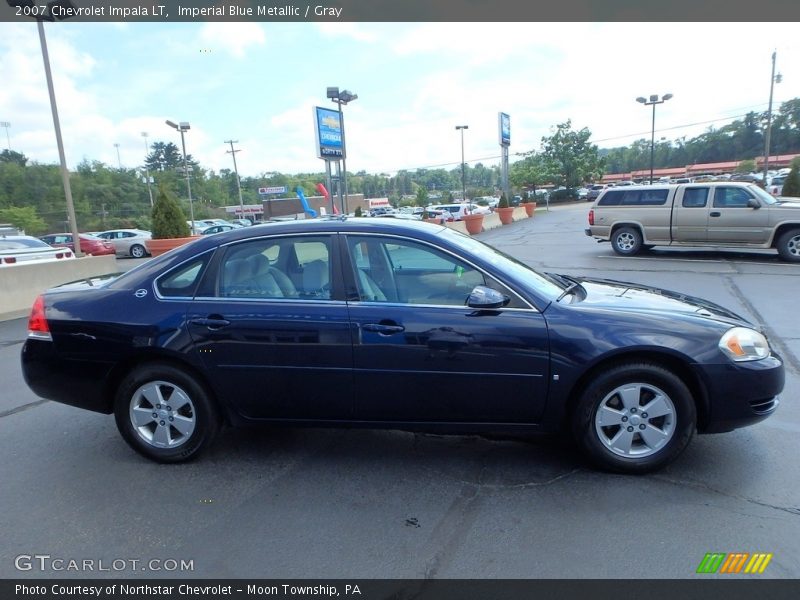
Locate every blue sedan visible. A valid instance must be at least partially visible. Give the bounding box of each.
[20,218,783,472]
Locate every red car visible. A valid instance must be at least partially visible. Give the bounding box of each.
[40,233,115,256]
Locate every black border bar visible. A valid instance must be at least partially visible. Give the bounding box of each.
[3,0,800,22]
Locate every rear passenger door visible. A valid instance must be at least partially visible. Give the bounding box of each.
[186,234,354,420]
[672,187,710,243]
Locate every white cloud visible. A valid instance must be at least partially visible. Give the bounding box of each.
[315,23,379,43]
[198,23,266,59]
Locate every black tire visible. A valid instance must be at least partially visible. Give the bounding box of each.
[114,363,221,463]
[611,226,643,256]
[130,244,146,259]
[571,362,696,474]
[775,228,800,263]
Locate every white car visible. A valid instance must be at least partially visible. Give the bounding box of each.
[95,229,152,258]
[0,235,76,267]
[428,203,489,220]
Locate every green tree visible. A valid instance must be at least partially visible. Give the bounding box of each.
[0,205,46,235]
[0,149,28,167]
[781,162,800,198]
[736,159,757,173]
[151,184,190,239]
[539,120,603,188]
[415,185,429,207]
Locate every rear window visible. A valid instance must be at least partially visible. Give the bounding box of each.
[598,189,669,206]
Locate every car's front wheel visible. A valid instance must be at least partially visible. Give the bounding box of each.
[130,244,146,258]
[114,363,221,463]
[572,362,696,473]
[611,226,643,256]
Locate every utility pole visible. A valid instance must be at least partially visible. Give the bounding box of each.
[762,51,781,185]
[113,143,122,169]
[225,140,245,220]
[141,132,154,207]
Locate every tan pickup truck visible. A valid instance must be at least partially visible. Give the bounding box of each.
[585,182,800,262]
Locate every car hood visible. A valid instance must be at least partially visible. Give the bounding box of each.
[773,198,800,206]
[571,276,752,328]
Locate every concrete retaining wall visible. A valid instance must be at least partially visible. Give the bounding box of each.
[481,212,503,231]
[0,255,118,321]
[444,220,468,235]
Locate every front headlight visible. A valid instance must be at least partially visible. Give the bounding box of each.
[719,327,770,362]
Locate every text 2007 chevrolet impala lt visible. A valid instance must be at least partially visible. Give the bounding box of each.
[21,219,783,473]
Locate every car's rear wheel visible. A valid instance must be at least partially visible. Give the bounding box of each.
[130,244,146,258]
[572,362,696,473]
[776,228,800,263]
[611,226,643,256]
[114,364,221,463]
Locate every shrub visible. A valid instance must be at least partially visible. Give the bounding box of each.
[781,164,800,198]
[354,206,363,217]
[151,184,190,239]
[497,193,509,209]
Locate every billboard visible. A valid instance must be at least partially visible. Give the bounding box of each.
[258,186,287,195]
[314,106,345,160]
[499,112,510,146]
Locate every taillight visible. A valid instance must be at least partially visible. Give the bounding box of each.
[588,209,595,226]
[27,295,52,341]
[56,252,64,259]
[3,257,16,264]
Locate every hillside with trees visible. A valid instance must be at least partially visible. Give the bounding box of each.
[1,98,799,234]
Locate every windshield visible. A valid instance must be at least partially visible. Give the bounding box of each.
[750,185,778,205]
[438,227,565,300]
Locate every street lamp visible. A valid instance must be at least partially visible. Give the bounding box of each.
[636,93,673,184]
[327,86,357,213]
[165,120,195,234]
[141,132,154,207]
[0,121,10,151]
[113,143,121,169]
[762,51,782,185]
[455,125,469,202]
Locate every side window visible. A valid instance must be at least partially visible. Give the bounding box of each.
[682,188,709,208]
[156,256,209,298]
[714,187,752,208]
[217,236,331,300]
[598,190,624,206]
[348,237,485,306]
[638,189,669,205]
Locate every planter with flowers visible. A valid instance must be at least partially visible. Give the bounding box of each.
[496,194,515,225]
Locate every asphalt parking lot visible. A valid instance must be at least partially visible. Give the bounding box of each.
[1,203,798,579]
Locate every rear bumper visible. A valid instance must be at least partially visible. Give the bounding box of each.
[21,338,114,414]
[696,354,784,433]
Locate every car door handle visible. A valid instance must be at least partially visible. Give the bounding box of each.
[710,211,721,217]
[363,323,405,335]
[191,317,231,330]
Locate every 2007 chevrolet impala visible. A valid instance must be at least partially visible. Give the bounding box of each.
[21,218,783,473]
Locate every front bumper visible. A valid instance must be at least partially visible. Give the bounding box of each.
[695,354,784,433]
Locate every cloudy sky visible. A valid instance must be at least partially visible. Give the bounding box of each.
[1,22,800,178]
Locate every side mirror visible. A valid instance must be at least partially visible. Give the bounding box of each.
[467,285,509,309]
[747,198,760,209]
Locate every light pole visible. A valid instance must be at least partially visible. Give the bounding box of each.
[113,143,121,169]
[225,139,245,220]
[141,132,154,207]
[165,120,195,234]
[0,121,10,151]
[327,87,358,213]
[455,125,468,202]
[762,51,782,185]
[636,93,673,184]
